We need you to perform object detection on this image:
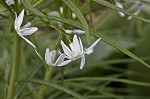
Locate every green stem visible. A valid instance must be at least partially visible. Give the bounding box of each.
[7,34,22,99]
[37,67,54,99]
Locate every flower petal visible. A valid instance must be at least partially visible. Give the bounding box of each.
[80,54,85,69]
[22,22,31,28]
[65,30,72,34]
[61,40,73,59]
[73,35,81,54]
[78,37,84,53]
[85,38,101,55]
[115,0,125,17]
[45,48,52,65]
[6,0,14,5]
[57,60,72,66]
[20,35,36,48]
[20,27,38,35]
[69,43,76,53]
[15,9,24,29]
[55,53,66,66]
[73,29,85,34]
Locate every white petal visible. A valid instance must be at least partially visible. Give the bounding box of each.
[65,30,72,34]
[73,29,85,34]
[60,7,63,14]
[45,48,52,65]
[73,35,82,54]
[118,12,125,17]
[80,54,85,69]
[78,37,84,52]
[20,27,38,35]
[87,38,101,51]
[115,1,125,17]
[22,22,31,28]
[85,38,101,55]
[55,53,66,66]
[57,60,72,66]
[115,1,123,9]
[15,9,24,29]
[69,43,76,53]
[61,40,73,59]
[20,35,36,48]
[72,13,76,19]
[84,48,93,55]
[6,0,14,5]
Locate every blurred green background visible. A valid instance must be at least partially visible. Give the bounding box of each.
[1,0,150,99]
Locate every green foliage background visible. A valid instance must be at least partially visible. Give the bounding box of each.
[0,0,150,99]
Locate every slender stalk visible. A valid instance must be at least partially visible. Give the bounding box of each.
[37,67,54,99]
[7,34,22,99]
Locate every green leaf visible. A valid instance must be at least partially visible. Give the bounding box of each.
[62,0,90,42]
[65,77,150,87]
[30,79,87,99]
[92,0,150,24]
[21,0,46,17]
[36,0,55,10]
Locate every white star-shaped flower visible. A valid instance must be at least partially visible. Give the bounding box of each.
[61,35,85,69]
[14,9,38,48]
[45,48,71,66]
[61,35,101,69]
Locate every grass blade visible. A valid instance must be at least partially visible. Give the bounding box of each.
[62,0,90,42]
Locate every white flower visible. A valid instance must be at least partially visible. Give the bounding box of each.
[84,38,101,55]
[65,29,85,35]
[14,9,38,48]
[45,48,71,66]
[61,35,85,69]
[6,0,14,5]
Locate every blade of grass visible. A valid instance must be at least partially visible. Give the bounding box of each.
[92,0,150,24]
[29,79,87,99]
[62,0,90,43]
[65,77,150,87]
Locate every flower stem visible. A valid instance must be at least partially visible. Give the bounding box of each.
[7,34,22,99]
[37,67,54,99]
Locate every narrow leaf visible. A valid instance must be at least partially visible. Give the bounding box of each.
[30,79,87,99]
[92,0,150,24]
[62,0,90,42]
[65,77,150,87]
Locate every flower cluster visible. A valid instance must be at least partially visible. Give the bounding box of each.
[45,35,101,69]
[14,9,101,70]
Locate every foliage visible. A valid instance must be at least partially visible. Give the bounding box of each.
[0,0,150,99]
